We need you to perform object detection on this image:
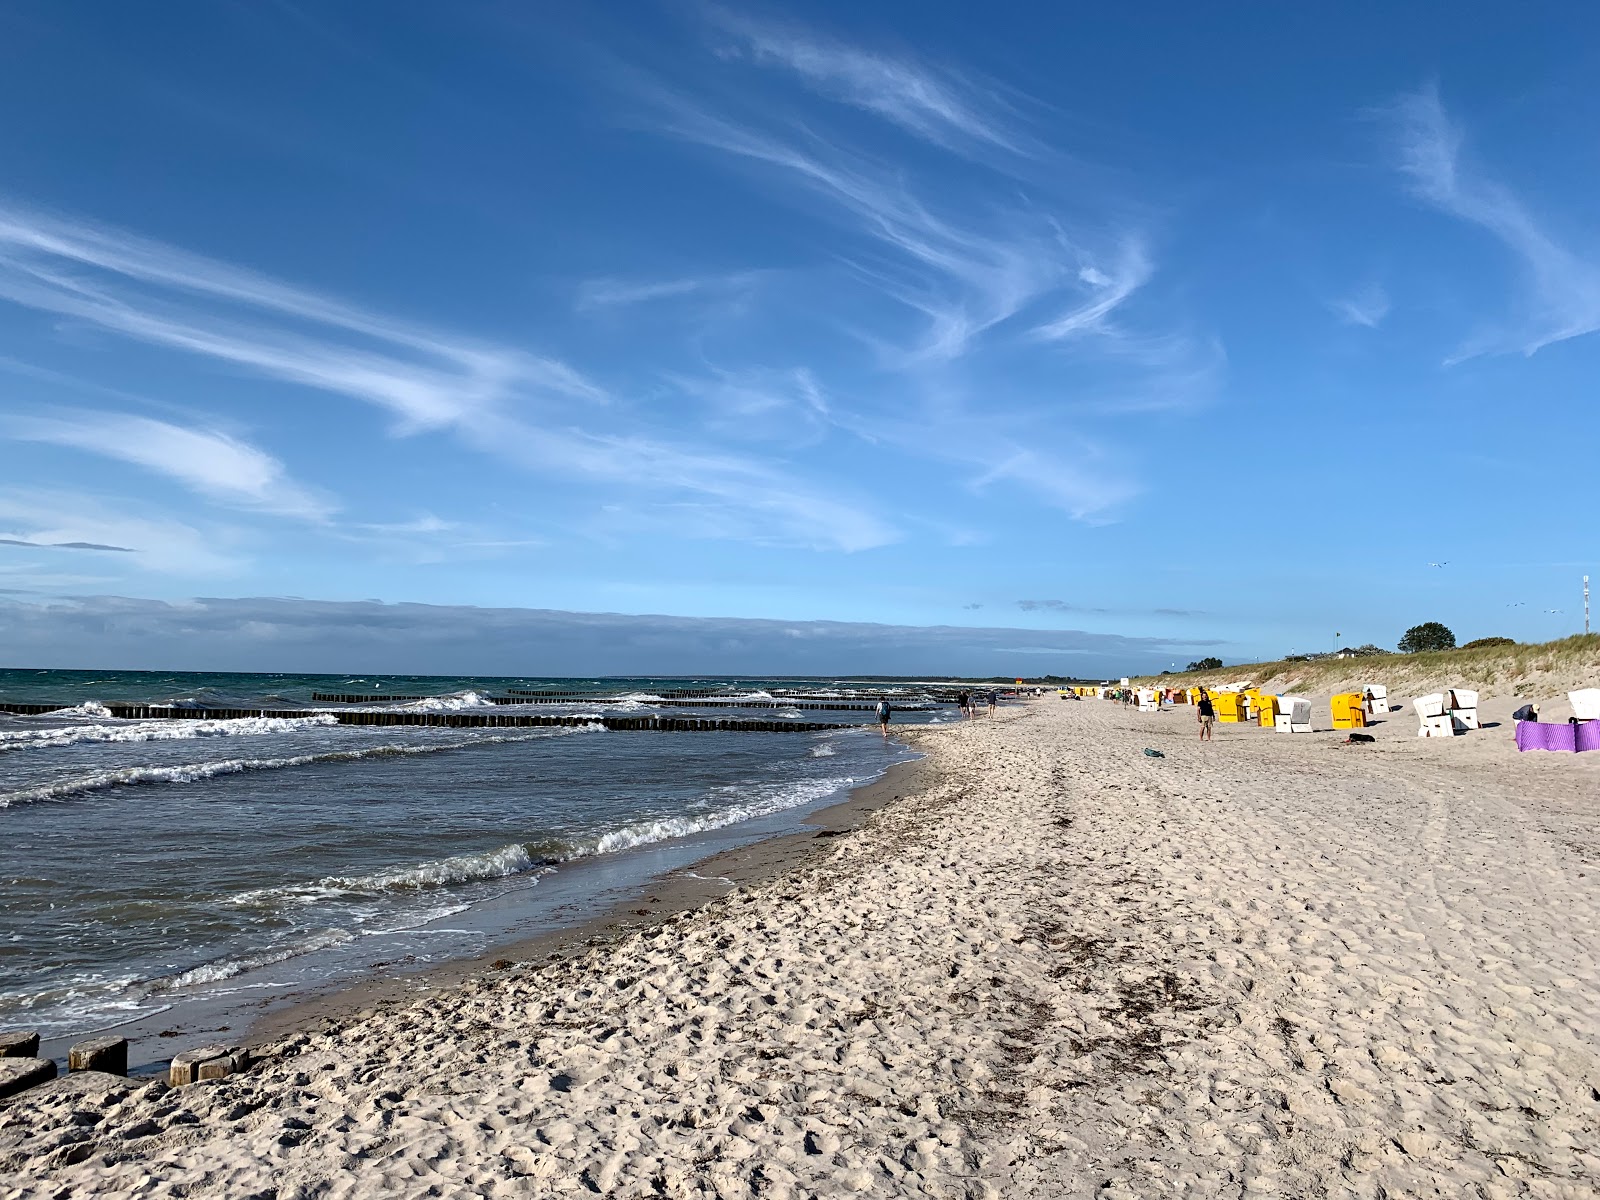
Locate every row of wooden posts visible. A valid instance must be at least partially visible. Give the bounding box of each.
[307,692,930,711]
[0,701,858,733]
[0,1031,246,1099]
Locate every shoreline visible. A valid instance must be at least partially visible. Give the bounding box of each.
[6,698,1594,1197]
[241,748,938,1051]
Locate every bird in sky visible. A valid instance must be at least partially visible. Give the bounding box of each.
[1427,562,1449,568]
[1506,601,1525,607]
[1545,608,1564,614]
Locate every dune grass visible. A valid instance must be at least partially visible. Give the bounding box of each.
[1135,634,1600,700]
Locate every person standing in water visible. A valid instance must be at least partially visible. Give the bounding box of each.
[875,697,892,739]
[1196,688,1216,742]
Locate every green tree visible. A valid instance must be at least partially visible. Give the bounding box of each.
[1186,656,1223,671]
[1398,622,1456,653]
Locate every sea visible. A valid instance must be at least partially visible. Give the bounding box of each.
[0,669,953,1054]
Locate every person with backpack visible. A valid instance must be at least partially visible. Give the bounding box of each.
[875,697,892,738]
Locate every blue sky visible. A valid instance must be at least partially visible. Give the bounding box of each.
[1,2,1596,674]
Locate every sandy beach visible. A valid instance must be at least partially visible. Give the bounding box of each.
[4,695,1597,1198]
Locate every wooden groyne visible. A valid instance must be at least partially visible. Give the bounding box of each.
[0,702,857,733]
[482,696,926,712]
[310,693,430,703]
[302,693,931,712]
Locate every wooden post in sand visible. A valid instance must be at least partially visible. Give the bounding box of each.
[0,1031,41,1058]
[68,1036,128,1076]
[169,1045,250,1087]
[0,1057,57,1099]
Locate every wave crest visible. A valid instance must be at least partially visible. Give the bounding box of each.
[0,715,338,753]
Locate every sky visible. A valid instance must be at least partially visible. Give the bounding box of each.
[1,2,1597,675]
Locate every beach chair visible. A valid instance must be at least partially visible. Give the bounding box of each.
[1570,688,1600,721]
[1447,688,1480,730]
[1360,684,1388,714]
[1212,692,1245,723]
[1414,694,1458,737]
[1331,693,1367,729]
[1273,697,1311,733]
[1256,695,1279,728]
[1137,688,1160,713]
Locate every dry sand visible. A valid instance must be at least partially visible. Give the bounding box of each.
[3,696,1597,1198]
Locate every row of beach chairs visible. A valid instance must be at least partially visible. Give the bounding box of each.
[1117,682,1598,744]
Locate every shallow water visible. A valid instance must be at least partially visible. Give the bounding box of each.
[0,670,946,1039]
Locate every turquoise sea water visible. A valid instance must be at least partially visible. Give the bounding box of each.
[0,669,949,1045]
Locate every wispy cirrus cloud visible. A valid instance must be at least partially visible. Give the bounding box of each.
[576,271,761,310]
[1330,281,1390,328]
[708,9,1019,154]
[0,202,895,552]
[1390,85,1600,359]
[653,95,1140,366]
[665,364,832,444]
[4,410,334,520]
[1019,599,1206,618]
[0,203,603,431]
[1032,238,1154,341]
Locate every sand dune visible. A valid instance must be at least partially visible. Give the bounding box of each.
[3,697,1596,1197]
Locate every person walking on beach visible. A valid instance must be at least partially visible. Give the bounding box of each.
[1196,688,1216,742]
[987,689,998,714]
[875,697,892,739]
[958,690,971,718]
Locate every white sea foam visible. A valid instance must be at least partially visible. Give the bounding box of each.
[0,726,603,808]
[316,843,540,895]
[148,928,356,991]
[232,843,555,906]
[0,715,338,752]
[44,701,115,718]
[228,773,854,910]
[586,775,854,856]
[809,743,838,757]
[396,691,491,711]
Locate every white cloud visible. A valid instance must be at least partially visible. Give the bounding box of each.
[576,272,760,310]
[654,100,1087,363]
[1032,237,1153,341]
[0,593,1220,674]
[0,489,241,575]
[709,11,1019,153]
[5,410,333,519]
[665,365,832,444]
[0,203,895,553]
[1391,85,1600,358]
[1330,282,1391,328]
[0,204,604,431]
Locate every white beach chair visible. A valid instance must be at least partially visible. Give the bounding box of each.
[1570,688,1600,721]
[1136,688,1160,713]
[1360,684,1388,714]
[1273,697,1312,733]
[1414,693,1458,737]
[1447,688,1479,730]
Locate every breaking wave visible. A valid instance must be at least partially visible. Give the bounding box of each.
[42,701,115,718]
[0,725,604,808]
[0,715,338,753]
[228,775,857,906]
[394,691,492,712]
[147,928,357,991]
